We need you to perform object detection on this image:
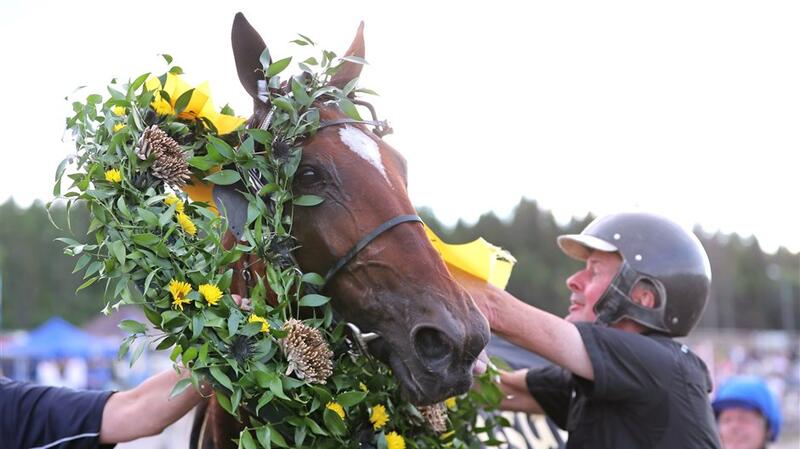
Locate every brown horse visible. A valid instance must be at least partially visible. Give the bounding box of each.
[191,13,490,448]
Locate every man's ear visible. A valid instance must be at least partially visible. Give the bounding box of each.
[631,282,657,308]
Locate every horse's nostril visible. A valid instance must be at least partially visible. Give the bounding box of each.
[413,327,453,364]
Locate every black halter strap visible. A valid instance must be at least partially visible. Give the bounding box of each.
[323,214,422,288]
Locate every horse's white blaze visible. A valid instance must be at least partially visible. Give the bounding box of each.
[338,125,391,185]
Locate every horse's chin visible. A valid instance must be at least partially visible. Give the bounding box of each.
[369,338,473,406]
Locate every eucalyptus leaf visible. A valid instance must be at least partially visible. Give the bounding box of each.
[204,170,241,186]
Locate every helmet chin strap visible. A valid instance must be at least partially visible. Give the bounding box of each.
[593,261,670,333]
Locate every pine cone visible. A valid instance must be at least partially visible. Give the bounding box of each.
[137,125,191,188]
[418,403,448,433]
[280,319,333,384]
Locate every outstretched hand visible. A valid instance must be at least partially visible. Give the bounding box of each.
[231,294,253,312]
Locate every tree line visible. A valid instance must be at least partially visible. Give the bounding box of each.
[0,198,797,331]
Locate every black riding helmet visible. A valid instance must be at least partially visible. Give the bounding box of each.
[557,212,711,337]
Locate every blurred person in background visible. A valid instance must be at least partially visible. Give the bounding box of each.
[713,376,783,449]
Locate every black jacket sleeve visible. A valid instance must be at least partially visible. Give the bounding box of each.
[525,365,572,429]
[0,377,116,449]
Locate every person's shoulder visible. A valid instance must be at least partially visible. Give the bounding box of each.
[575,322,678,358]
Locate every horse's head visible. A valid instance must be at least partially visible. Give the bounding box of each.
[231,13,489,405]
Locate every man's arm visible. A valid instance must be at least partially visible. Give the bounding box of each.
[99,368,207,443]
[452,267,594,380]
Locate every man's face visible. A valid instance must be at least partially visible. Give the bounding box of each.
[718,407,769,449]
[564,250,621,323]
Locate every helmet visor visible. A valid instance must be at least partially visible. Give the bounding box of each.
[557,234,618,261]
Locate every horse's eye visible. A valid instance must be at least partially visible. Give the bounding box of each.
[296,166,322,186]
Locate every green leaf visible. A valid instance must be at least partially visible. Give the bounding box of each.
[337,98,362,120]
[204,170,241,186]
[268,425,288,448]
[266,57,292,77]
[259,48,271,70]
[75,276,100,293]
[291,77,311,107]
[132,233,160,246]
[240,429,257,449]
[256,426,272,449]
[301,272,325,286]
[335,390,367,407]
[258,183,279,196]
[192,314,204,340]
[210,366,234,392]
[299,294,330,307]
[227,309,243,337]
[174,88,194,114]
[162,54,173,64]
[182,346,198,363]
[323,408,346,436]
[188,156,217,171]
[207,135,236,161]
[272,97,296,115]
[293,195,324,207]
[137,208,159,227]
[216,390,234,415]
[119,319,147,334]
[170,378,192,398]
[246,129,272,145]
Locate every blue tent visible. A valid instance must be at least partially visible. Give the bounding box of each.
[2,317,118,359]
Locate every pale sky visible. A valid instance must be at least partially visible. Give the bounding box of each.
[1,0,798,253]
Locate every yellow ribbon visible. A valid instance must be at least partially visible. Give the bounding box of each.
[424,224,516,289]
[144,73,247,135]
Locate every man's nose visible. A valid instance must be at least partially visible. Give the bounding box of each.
[566,271,584,292]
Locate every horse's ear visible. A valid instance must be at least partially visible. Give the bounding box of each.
[329,22,365,89]
[232,12,269,100]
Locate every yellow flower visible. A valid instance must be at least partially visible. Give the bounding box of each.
[104,169,122,183]
[176,212,197,236]
[248,314,270,333]
[112,106,127,116]
[198,283,222,306]
[386,431,405,449]
[359,382,368,392]
[164,194,185,213]
[169,279,192,311]
[370,404,389,430]
[445,397,457,410]
[326,402,345,420]
[112,123,125,132]
[144,73,247,135]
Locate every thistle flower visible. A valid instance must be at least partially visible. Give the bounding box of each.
[136,125,190,188]
[164,193,185,213]
[169,279,192,311]
[176,212,197,236]
[198,283,222,306]
[112,123,125,132]
[326,401,345,420]
[112,106,127,116]
[248,314,270,333]
[418,403,448,433]
[386,431,405,449]
[279,319,333,384]
[370,404,389,430]
[104,169,122,183]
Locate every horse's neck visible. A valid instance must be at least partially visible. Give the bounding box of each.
[193,397,244,449]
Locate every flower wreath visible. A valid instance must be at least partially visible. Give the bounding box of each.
[54,40,515,449]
